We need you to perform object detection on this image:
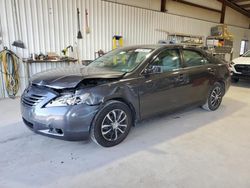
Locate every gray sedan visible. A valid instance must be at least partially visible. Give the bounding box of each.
[21,45,231,147]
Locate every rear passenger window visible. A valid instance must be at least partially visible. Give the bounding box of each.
[183,50,208,67]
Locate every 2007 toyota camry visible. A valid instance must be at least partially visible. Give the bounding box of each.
[21,45,230,147]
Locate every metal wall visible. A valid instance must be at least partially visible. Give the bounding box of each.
[0,0,249,98]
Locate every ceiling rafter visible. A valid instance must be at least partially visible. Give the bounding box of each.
[171,0,250,18]
[172,0,221,13]
[239,3,250,8]
[231,0,250,3]
[218,0,250,17]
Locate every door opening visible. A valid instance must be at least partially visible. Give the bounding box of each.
[240,40,248,55]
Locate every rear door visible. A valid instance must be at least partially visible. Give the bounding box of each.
[180,49,216,104]
[139,48,190,119]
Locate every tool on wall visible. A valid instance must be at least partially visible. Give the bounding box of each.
[62,45,74,57]
[85,9,90,34]
[112,35,124,65]
[112,35,123,49]
[12,0,25,48]
[77,8,83,39]
[0,47,20,98]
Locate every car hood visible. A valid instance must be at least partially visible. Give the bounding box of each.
[31,65,125,89]
[232,56,250,65]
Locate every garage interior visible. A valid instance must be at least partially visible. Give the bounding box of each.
[1,0,250,187]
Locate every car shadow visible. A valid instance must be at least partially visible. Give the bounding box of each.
[231,80,250,88]
[0,97,247,188]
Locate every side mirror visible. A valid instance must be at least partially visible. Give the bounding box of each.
[142,66,161,75]
[143,67,153,75]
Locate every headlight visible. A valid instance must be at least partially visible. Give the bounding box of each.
[46,93,91,107]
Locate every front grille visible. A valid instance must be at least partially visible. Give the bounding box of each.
[22,94,44,106]
[235,64,250,74]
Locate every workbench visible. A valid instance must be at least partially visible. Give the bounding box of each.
[22,58,78,79]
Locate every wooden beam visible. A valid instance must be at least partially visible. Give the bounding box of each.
[220,0,226,23]
[217,0,250,17]
[240,4,250,8]
[173,0,221,13]
[161,0,167,12]
[232,0,250,3]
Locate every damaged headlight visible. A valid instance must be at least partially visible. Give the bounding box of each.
[46,93,92,107]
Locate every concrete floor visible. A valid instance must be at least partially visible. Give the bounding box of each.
[1,82,250,188]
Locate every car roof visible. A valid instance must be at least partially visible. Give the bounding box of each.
[121,44,202,51]
[121,44,180,49]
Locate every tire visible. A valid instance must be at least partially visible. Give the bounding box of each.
[90,100,133,147]
[202,82,223,111]
[231,77,239,83]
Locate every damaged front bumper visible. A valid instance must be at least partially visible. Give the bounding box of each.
[21,85,99,141]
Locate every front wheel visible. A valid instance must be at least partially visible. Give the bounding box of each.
[91,100,133,147]
[202,82,223,111]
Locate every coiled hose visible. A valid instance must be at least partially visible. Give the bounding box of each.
[0,47,20,98]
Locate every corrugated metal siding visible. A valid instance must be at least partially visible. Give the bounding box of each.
[0,0,250,98]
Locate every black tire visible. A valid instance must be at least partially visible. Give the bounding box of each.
[231,77,239,83]
[90,100,132,147]
[202,82,224,111]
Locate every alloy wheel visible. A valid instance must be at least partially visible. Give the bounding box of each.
[210,86,222,108]
[101,109,128,141]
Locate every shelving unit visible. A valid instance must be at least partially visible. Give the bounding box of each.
[155,29,205,47]
[206,36,233,61]
[167,32,204,47]
[206,25,234,61]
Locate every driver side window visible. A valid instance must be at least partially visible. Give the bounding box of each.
[150,49,181,73]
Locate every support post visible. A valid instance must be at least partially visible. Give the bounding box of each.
[220,0,226,23]
[161,0,167,12]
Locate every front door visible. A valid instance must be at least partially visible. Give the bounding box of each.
[139,48,189,119]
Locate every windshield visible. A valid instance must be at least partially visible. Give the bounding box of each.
[243,51,250,57]
[88,48,153,72]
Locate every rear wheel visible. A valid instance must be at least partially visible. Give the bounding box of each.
[91,100,132,147]
[202,82,223,111]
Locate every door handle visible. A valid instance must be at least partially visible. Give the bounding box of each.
[207,67,215,74]
[178,74,184,81]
